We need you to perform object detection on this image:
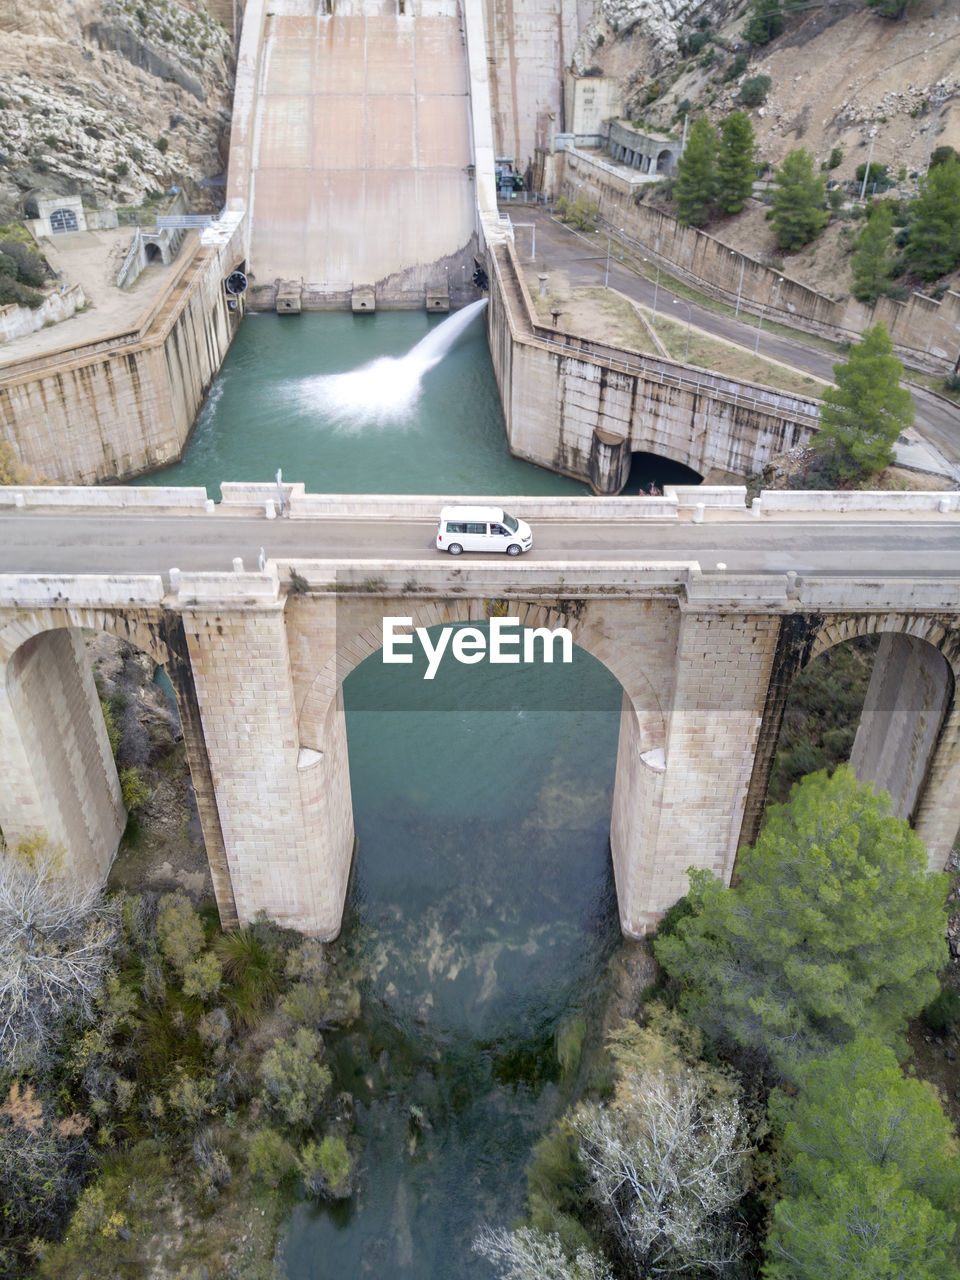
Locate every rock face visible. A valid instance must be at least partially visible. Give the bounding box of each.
[0,0,234,219]
[570,0,960,183]
[572,0,739,79]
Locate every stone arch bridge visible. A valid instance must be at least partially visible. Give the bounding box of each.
[2,494,959,938]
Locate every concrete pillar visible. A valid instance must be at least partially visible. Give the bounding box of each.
[0,629,124,883]
[852,632,951,823]
[588,426,631,495]
[649,608,782,914]
[610,692,666,934]
[178,573,353,936]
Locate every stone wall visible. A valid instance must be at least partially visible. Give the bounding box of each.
[555,150,960,372]
[0,218,244,484]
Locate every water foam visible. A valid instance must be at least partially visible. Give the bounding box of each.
[299,297,489,427]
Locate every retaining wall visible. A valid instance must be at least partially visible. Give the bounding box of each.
[557,150,960,373]
[0,217,245,484]
[487,237,819,492]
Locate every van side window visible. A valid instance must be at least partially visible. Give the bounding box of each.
[490,523,506,535]
[445,521,466,534]
[465,522,486,535]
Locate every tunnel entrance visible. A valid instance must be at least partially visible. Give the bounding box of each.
[627,450,702,495]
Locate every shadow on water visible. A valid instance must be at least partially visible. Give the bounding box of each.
[281,635,623,1280]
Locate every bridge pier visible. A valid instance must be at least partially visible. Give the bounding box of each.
[177,569,354,937]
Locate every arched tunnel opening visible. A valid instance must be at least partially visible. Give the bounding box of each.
[627,450,702,495]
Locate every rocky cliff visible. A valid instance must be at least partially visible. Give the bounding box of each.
[0,0,234,219]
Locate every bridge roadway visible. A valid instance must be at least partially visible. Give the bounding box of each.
[1,511,959,579]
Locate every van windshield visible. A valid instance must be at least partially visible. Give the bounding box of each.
[502,512,519,533]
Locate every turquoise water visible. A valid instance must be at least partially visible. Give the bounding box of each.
[143,313,626,1277]
[282,639,622,1279]
[140,310,588,498]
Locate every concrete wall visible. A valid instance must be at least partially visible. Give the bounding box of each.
[483,0,582,173]
[487,239,818,491]
[0,219,244,484]
[0,284,87,346]
[2,529,959,938]
[554,151,960,373]
[228,0,479,305]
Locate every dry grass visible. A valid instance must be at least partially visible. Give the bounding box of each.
[525,273,827,398]
[647,310,827,398]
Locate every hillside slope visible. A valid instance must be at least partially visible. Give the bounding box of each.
[0,0,234,219]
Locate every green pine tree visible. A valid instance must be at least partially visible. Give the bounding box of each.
[770,149,829,251]
[763,1169,959,1280]
[716,111,757,215]
[673,115,718,227]
[764,1037,960,1279]
[815,322,914,484]
[850,200,896,303]
[906,156,960,281]
[745,0,784,44]
[653,766,947,1076]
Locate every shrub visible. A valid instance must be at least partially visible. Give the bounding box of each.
[723,50,750,81]
[181,950,223,1000]
[119,765,151,812]
[155,136,169,154]
[259,1028,331,1128]
[155,891,205,975]
[0,836,121,1072]
[741,74,772,106]
[0,276,43,308]
[824,146,843,170]
[0,238,45,287]
[298,1135,354,1199]
[247,1127,298,1187]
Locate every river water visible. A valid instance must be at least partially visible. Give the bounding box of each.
[143,311,641,1276]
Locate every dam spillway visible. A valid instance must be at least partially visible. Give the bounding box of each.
[228,0,480,304]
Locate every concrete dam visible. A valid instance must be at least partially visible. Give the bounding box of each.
[227,0,488,308]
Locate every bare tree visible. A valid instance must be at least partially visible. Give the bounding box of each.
[573,1061,749,1276]
[473,1226,613,1280]
[0,837,120,1072]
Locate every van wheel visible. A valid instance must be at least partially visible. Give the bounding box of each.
[448,543,463,556]
[506,543,522,556]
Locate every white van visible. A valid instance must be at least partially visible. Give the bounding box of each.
[435,506,533,556]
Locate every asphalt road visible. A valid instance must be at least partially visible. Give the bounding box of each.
[504,206,960,466]
[2,513,959,579]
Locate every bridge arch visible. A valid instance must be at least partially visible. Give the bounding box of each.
[741,611,960,868]
[292,595,670,938]
[0,608,236,921]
